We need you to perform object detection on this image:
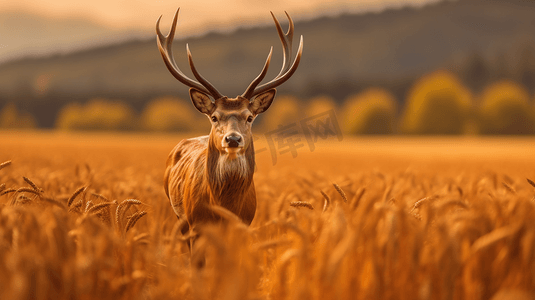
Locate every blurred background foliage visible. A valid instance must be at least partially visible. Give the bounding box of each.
[304,95,337,118]
[478,80,535,135]
[5,69,535,135]
[342,88,397,135]
[55,98,135,131]
[6,69,535,135]
[257,95,302,133]
[141,97,197,132]
[0,103,36,129]
[401,71,473,135]
[2,0,535,135]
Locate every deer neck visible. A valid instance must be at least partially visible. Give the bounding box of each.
[206,136,255,205]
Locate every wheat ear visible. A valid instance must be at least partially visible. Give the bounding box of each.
[290,201,314,210]
[1,188,16,196]
[502,182,516,194]
[321,190,330,212]
[67,186,86,207]
[116,199,142,230]
[87,200,117,215]
[16,187,42,196]
[333,183,347,203]
[125,211,147,233]
[0,160,12,171]
[91,193,109,202]
[22,176,42,193]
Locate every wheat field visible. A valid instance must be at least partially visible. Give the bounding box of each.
[1,131,535,300]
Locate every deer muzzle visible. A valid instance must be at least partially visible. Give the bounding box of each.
[223,133,244,149]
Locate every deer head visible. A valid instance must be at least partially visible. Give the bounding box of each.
[156,8,303,159]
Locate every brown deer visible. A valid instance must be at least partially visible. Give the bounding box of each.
[157,9,303,234]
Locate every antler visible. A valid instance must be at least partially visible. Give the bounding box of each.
[156,8,224,100]
[241,12,304,100]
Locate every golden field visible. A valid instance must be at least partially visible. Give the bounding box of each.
[1,131,535,300]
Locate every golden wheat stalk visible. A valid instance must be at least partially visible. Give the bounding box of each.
[0,183,6,194]
[437,199,469,211]
[67,186,86,207]
[116,199,142,230]
[199,226,229,257]
[167,218,190,253]
[332,183,347,203]
[321,190,330,212]
[22,176,42,193]
[0,160,12,171]
[457,186,463,197]
[84,200,94,213]
[350,187,366,211]
[290,201,314,210]
[133,233,149,242]
[133,233,150,245]
[16,187,42,196]
[91,193,109,202]
[96,208,112,226]
[208,204,243,223]
[277,248,300,298]
[125,211,147,233]
[326,231,356,281]
[41,197,67,209]
[382,185,392,203]
[1,188,16,196]
[16,195,32,205]
[502,182,516,194]
[471,224,520,254]
[87,200,117,215]
[412,213,422,221]
[9,193,19,206]
[411,197,429,212]
[253,238,293,251]
[275,192,290,216]
[69,199,83,213]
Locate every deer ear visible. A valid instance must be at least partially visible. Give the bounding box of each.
[249,89,276,115]
[190,88,215,114]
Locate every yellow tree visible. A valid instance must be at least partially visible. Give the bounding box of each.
[478,80,535,135]
[401,70,472,135]
[342,88,398,135]
[0,103,36,129]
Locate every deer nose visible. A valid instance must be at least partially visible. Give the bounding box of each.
[225,135,242,148]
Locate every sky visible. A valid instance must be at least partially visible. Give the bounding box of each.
[0,0,439,62]
[1,0,438,31]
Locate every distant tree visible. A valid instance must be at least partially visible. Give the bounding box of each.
[342,88,398,135]
[401,70,472,135]
[305,95,338,117]
[55,103,83,130]
[0,103,36,129]
[478,80,535,135]
[258,95,302,133]
[56,99,135,131]
[141,97,196,132]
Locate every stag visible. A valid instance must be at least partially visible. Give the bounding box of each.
[157,8,303,234]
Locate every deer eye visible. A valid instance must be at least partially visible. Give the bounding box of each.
[247,116,254,123]
[211,116,218,122]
